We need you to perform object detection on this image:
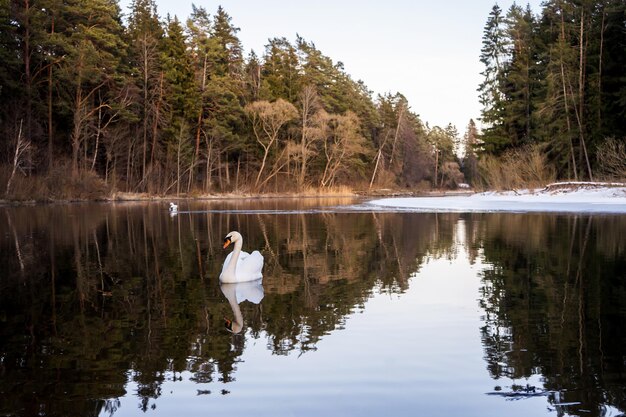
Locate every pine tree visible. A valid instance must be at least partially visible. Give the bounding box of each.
[161,15,198,194]
[211,6,243,77]
[477,0,626,182]
[57,0,126,176]
[40,0,70,169]
[202,6,247,190]
[127,0,164,186]
[535,0,585,179]
[0,0,19,103]
[243,50,262,101]
[0,0,24,142]
[593,0,626,142]
[427,125,457,188]
[501,4,538,147]
[186,5,214,189]
[162,16,197,125]
[297,36,332,104]
[4,0,63,165]
[262,37,300,102]
[478,4,509,154]
[461,119,479,185]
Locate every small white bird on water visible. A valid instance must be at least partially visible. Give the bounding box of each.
[169,202,178,213]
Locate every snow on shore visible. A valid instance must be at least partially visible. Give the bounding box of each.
[368,182,626,213]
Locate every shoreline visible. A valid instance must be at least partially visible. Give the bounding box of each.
[0,188,473,206]
[1,181,624,207]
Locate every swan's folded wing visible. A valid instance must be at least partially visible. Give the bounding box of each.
[237,250,264,279]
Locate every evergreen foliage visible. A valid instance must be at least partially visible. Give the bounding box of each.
[1,2,451,196]
[2,1,624,198]
[478,0,626,181]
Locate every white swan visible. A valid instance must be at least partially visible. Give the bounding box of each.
[221,279,264,333]
[219,231,264,283]
[169,202,178,212]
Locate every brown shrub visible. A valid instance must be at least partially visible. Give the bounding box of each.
[1,160,110,201]
[440,161,465,188]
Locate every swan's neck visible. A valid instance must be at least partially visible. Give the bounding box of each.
[225,291,244,333]
[225,239,243,275]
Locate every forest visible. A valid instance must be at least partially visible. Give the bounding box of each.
[1,0,625,199]
[477,0,626,188]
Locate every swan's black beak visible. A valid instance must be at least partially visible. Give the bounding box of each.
[223,237,231,249]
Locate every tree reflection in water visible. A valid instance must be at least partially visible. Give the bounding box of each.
[0,202,625,417]
[477,214,626,417]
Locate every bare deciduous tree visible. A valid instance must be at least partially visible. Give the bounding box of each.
[245,99,298,190]
[320,111,366,188]
[5,120,32,196]
[298,85,324,189]
[596,138,626,181]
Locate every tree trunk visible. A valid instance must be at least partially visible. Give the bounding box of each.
[577,10,592,180]
[299,91,310,189]
[142,38,149,187]
[47,14,56,170]
[126,136,132,189]
[434,149,439,188]
[236,157,240,191]
[559,12,577,180]
[6,120,25,196]
[47,62,54,170]
[225,154,230,186]
[597,8,605,133]
[369,148,382,190]
[23,0,33,146]
[91,103,103,171]
[390,105,404,165]
[176,123,183,197]
[71,85,83,177]
[205,137,212,193]
[255,142,272,189]
[218,153,223,190]
[149,71,164,173]
[195,54,208,158]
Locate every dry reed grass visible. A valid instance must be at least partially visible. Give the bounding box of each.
[477,144,556,190]
[596,137,626,181]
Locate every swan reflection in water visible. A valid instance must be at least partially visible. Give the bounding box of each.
[221,279,264,334]
[219,231,265,333]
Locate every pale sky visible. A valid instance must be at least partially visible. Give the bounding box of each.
[119,0,543,135]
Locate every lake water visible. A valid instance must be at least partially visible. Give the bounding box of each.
[1,198,625,417]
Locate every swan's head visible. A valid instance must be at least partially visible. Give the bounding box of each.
[223,231,242,249]
[224,316,243,334]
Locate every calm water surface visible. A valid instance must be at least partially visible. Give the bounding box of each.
[1,198,625,417]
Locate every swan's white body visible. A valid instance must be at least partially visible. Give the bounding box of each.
[169,202,178,212]
[219,231,264,283]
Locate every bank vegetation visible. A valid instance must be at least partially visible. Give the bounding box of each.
[1,1,625,201]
